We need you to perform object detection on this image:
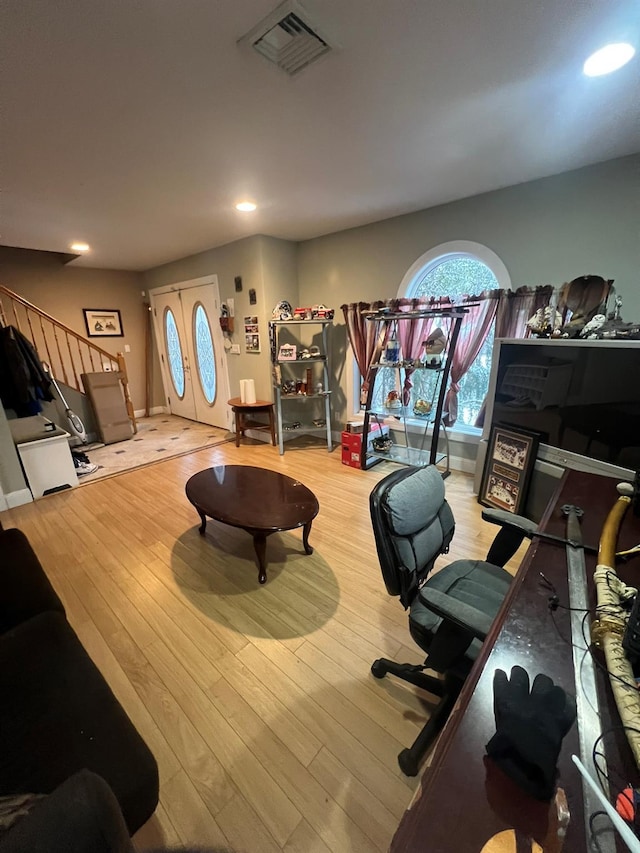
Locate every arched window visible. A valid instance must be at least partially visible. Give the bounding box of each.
[393,241,510,428]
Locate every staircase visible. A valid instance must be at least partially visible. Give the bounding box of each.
[0,285,137,434]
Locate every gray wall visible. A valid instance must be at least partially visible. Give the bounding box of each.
[141,153,640,446]
[297,154,640,427]
[298,154,639,308]
[143,235,298,402]
[0,249,150,409]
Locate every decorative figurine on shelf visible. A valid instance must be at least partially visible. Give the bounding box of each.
[613,294,623,321]
[384,337,400,364]
[589,292,640,339]
[281,379,296,395]
[272,301,293,321]
[580,313,607,338]
[556,274,613,338]
[385,390,402,409]
[526,307,562,338]
[372,434,393,452]
[413,399,432,417]
[421,327,446,367]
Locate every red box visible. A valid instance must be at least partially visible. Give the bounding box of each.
[341,431,363,468]
[341,423,387,468]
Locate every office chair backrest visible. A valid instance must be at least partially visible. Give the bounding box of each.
[370,466,455,609]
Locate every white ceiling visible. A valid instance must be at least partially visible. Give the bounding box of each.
[2,0,639,271]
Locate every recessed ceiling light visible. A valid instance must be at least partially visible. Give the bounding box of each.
[70,242,90,252]
[235,201,257,212]
[583,43,635,77]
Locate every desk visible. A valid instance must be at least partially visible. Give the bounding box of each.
[391,469,640,852]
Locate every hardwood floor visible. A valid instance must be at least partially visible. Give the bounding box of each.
[2,439,526,852]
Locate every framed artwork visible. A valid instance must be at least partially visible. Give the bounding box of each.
[479,424,540,515]
[277,344,297,361]
[83,309,124,337]
[244,316,260,352]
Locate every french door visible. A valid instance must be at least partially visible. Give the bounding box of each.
[149,276,230,429]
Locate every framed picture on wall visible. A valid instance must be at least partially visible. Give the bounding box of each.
[244,316,260,352]
[83,309,124,337]
[479,424,540,515]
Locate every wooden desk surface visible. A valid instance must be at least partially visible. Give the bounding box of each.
[391,469,640,852]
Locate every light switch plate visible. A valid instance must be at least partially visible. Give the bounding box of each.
[230,344,241,354]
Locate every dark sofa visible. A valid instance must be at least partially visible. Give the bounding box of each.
[0,524,159,847]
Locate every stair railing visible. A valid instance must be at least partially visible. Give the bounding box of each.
[0,285,137,434]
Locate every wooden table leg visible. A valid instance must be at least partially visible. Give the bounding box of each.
[196,509,207,534]
[252,532,268,584]
[234,408,241,447]
[302,521,314,555]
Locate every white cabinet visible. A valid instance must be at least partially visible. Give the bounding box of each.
[15,431,78,498]
[269,319,333,455]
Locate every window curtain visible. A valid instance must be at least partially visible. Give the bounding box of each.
[496,286,551,339]
[387,297,453,404]
[474,285,556,427]
[443,292,499,428]
[341,301,389,405]
[341,297,454,406]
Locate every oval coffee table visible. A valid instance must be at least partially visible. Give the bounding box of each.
[185,465,319,584]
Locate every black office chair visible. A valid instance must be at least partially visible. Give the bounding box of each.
[370,465,535,776]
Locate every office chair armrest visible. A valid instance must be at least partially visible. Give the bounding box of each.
[481,508,538,537]
[418,588,493,641]
[482,509,538,567]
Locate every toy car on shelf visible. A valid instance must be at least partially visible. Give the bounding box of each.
[312,304,334,320]
[294,307,312,319]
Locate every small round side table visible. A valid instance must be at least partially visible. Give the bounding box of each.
[227,398,276,448]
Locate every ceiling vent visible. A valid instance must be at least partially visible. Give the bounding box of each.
[238,1,333,76]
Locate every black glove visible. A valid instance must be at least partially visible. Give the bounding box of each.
[485,665,576,801]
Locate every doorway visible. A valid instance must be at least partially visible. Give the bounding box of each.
[150,276,231,429]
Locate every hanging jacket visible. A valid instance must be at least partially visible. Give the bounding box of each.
[0,325,53,416]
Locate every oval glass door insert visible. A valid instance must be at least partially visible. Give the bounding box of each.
[164,308,185,398]
[193,303,217,404]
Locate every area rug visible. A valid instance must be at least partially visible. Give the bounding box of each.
[77,415,233,484]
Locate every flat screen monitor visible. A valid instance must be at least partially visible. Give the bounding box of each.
[476,338,640,518]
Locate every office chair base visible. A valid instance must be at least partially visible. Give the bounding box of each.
[398,748,420,777]
[370,659,462,776]
[371,658,446,696]
[397,682,461,777]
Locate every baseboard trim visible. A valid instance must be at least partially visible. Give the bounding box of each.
[449,454,476,475]
[134,406,167,418]
[216,427,476,475]
[5,488,33,508]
